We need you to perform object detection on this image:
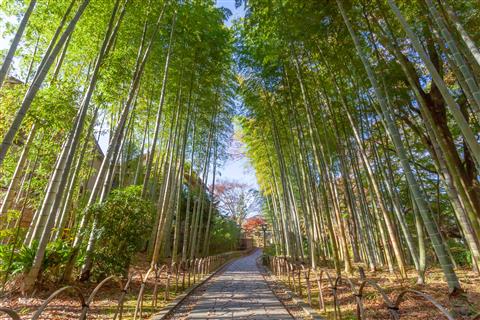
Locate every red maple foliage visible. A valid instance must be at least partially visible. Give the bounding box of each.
[242,216,265,234]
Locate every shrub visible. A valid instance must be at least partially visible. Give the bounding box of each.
[0,210,22,242]
[89,186,153,280]
[0,243,36,277]
[449,239,472,267]
[0,239,71,283]
[208,215,240,255]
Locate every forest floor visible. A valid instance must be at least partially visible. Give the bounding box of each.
[271,266,480,319]
[0,255,197,319]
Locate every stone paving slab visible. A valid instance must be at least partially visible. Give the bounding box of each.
[186,250,294,319]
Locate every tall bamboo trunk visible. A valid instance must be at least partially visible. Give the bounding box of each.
[385,0,480,170]
[337,0,461,292]
[0,0,90,167]
[142,11,176,197]
[63,6,164,282]
[0,124,36,219]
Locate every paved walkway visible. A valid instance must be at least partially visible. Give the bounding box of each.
[187,250,293,319]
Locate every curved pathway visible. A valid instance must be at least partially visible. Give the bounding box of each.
[167,250,294,319]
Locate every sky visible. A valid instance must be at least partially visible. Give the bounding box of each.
[219,123,258,188]
[216,0,246,26]
[0,14,14,50]
[213,0,258,189]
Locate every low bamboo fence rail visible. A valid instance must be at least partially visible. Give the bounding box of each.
[0,250,246,319]
[264,255,455,320]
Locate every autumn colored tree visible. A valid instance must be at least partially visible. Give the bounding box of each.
[214,179,261,225]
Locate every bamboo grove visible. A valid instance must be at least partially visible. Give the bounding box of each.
[237,0,480,294]
[2,0,480,299]
[0,0,235,292]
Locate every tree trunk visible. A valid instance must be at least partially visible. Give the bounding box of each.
[337,0,461,292]
[0,0,90,167]
[0,124,36,219]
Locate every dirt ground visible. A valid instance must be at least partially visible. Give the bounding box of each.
[0,259,194,320]
[273,266,480,319]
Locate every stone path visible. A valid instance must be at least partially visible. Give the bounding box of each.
[185,250,294,319]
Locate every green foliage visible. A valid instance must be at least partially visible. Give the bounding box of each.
[0,239,71,281]
[208,215,240,255]
[449,240,472,267]
[88,186,153,280]
[0,210,21,241]
[262,244,276,256]
[43,240,72,278]
[0,243,36,276]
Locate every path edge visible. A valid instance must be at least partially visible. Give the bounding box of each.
[256,256,325,320]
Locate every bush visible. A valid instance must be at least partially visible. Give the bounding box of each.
[263,244,276,256]
[0,243,36,277]
[89,186,153,280]
[0,210,22,242]
[208,215,240,255]
[449,239,472,267]
[43,240,72,280]
[0,240,71,283]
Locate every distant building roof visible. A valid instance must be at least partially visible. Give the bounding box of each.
[92,136,104,158]
[4,76,24,86]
